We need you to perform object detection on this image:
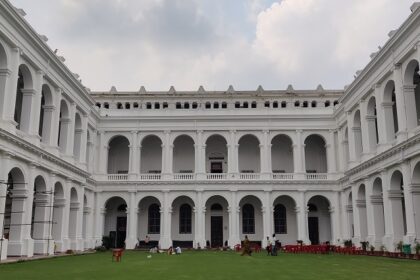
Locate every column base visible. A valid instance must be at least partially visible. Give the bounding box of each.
[0,239,8,260]
[403,234,416,245]
[125,237,137,249]
[228,236,241,248]
[7,238,34,257]
[382,235,395,252]
[159,237,172,249]
[70,238,84,251]
[351,236,361,247]
[193,238,207,249]
[33,239,53,255]
[84,239,95,250]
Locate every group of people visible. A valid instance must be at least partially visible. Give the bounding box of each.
[241,234,279,256]
[266,234,278,256]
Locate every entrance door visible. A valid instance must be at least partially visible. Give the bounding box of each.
[116,217,127,248]
[211,162,223,173]
[211,216,223,247]
[308,217,319,245]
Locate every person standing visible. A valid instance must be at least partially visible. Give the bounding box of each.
[271,234,277,256]
[241,235,252,256]
[266,236,271,256]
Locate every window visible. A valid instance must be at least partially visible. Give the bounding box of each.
[125,103,130,109]
[264,101,270,108]
[176,102,182,109]
[325,100,331,107]
[243,102,249,108]
[214,102,219,109]
[211,203,223,211]
[235,102,240,108]
[133,102,139,108]
[117,102,123,109]
[179,204,192,234]
[302,101,308,108]
[148,204,160,234]
[333,100,339,106]
[311,101,317,108]
[192,102,198,109]
[205,102,211,109]
[274,204,287,234]
[104,103,109,109]
[163,102,168,109]
[251,101,257,108]
[273,101,278,108]
[146,102,152,109]
[96,103,101,108]
[242,204,255,234]
[117,204,127,212]
[184,102,190,109]
[294,101,300,107]
[281,101,287,108]
[155,102,160,109]
[222,102,227,109]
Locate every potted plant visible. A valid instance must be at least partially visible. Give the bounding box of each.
[344,239,352,248]
[361,241,369,253]
[369,245,375,255]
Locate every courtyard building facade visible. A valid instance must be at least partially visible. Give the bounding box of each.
[1,0,420,260]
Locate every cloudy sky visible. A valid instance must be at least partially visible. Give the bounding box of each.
[10,0,416,91]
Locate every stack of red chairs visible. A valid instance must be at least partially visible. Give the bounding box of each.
[234,244,241,252]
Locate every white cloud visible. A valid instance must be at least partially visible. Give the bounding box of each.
[10,0,416,91]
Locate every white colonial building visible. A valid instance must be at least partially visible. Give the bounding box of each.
[1,0,420,260]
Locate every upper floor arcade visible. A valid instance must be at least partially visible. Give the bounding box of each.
[95,129,339,182]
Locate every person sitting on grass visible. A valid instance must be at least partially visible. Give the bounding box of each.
[175,246,182,254]
[241,235,252,256]
[167,246,173,255]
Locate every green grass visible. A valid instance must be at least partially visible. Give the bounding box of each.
[1,251,419,280]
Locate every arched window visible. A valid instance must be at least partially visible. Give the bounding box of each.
[273,101,278,108]
[148,204,160,234]
[179,204,192,234]
[125,103,130,109]
[205,102,211,109]
[274,204,287,234]
[302,101,308,108]
[242,204,255,234]
[192,102,198,109]
[281,101,287,108]
[311,101,317,108]
[221,102,227,109]
[325,100,331,107]
[104,102,109,109]
[213,102,219,109]
[155,102,160,109]
[184,102,189,109]
[117,204,127,212]
[294,101,300,107]
[117,102,123,109]
[251,101,257,108]
[264,101,270,108]
[95,102,101,108]
[243,102,249,108]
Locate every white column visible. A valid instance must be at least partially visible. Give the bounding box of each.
[195,130,206,179]
[330,191,341,245]
[97,131,108,174]
[228,191,240,247]
[65,102,76,158]
[2,47,20,131]
[393,64,408,142]
[403,85,419,133]
[126,191,138,249]
[29,70,44,141]
[19,89,37,134]
[293,130,305,178]
[78,114,88,167]
[162,131,173,179]
[365,178,376,245]
[159,191,172,249]
[49,89,62,154]
[374,84,391,152]
[75,187,84,251]
[346,111,359,167]
[193,190,206,248]
[359,99,371,159]
[296,191,309,244]
[0,152,9,260]
[401,161,416,244]
[351,185,362,245]
[129,131,138,179]
[368,184,385,248]
[93,191,104,247]
[61,180,71,251]
[227,130,238,177]
[326,129,337,173]
[261,190,271,247]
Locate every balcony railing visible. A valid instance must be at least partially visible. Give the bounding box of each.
[173,173,195,180]
[305,173,328,180]
[107,174,129,181]
[239,173,260,180]
[272,173,294,180]
[139,174,162,180]
[206,173,227,180]
[102,172,333,182]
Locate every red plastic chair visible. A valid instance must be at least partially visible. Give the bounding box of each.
[112,248,124,262]
[234,244,241,252]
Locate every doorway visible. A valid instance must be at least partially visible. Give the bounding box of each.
[116,216,127,248]
[211,216,223,247]
[308,217,319,245]
[211,162,223,173]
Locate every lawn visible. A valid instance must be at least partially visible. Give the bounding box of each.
[1,250,419,280]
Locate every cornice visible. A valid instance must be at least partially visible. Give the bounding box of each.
[0,128,90,179]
